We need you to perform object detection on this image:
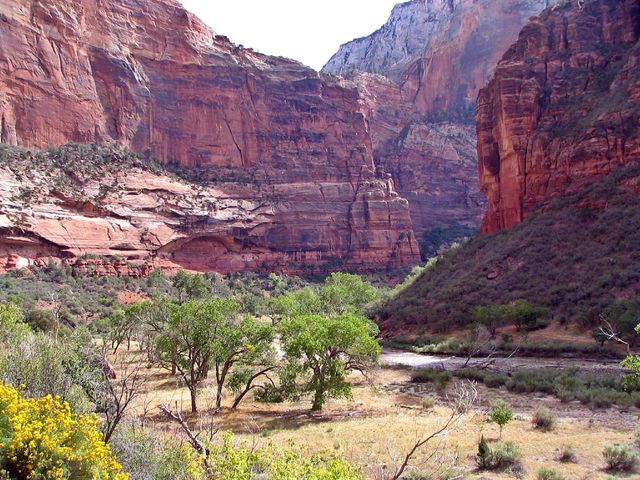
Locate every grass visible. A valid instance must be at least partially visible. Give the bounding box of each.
[378,162,640,334]
[115,345,633,480]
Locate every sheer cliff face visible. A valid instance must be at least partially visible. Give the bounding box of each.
[478,0,640,233]
[323,0,555,253]
[0,0,420,273]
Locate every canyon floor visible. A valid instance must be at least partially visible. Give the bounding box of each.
[116,347,637,480]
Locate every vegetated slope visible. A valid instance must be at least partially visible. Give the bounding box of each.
[479,0,640,232]
[378,162,640,333]
[378,0,640,335]
[323,0,556,256]
[0,143,418,274]
[0,0,420,273]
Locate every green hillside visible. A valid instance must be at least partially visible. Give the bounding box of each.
[378,162,640,334]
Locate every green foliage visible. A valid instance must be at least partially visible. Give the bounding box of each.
[476,439,523,474]
[320,273,380,315]
[603,444,639,472]
[379,163,640,332]
[531,406,556,431]
[154,298,241,412]
[277,312,380,410]
[558,444,577,463]
[172,271,211,303]
[476,435,492,469]
[209,432,361,480]
[110,424,205,480]
[490,400,513,439]
[0,302,30,340]
[537,466,564,480]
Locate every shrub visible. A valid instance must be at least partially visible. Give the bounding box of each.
[420,396,436,410]
[209,432,361,480]
[537,466,564,480]
[603,443,639,472]
[476,435,492,469]
[490,400,513,439]
[110,424,204,480]
[411,369,452,393]
[558,444,578,463]
[0,381,126,479]
[491,442,524,473]
[531,406,556,431]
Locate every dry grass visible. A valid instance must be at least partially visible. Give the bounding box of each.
[113,348,633,479]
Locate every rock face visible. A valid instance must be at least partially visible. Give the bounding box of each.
[0,0,420,273]
[478,0,640,232]
[323,0,555,255]
[0,144,418,273]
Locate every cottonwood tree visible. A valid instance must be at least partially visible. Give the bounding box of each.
[209,315,275,410]
[277,312,381,411]
[154,298,240,413]
[153,298,275,412]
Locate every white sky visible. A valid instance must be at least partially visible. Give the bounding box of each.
[178,0,401,71]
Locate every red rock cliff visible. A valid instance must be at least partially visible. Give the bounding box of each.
[0,0,420,272]
[478,0,640,233]
[323,0,555,254]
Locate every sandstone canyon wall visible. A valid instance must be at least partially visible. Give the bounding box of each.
[477,0,640,232]
[323,0,555,255]
[0,0,420,273]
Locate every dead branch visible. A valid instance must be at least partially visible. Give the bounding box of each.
[159,402,210,459]
[387,381,477,480]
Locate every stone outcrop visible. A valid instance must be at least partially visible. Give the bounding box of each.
[0,144,418,273]
[477,0,640,232]
[323,0,555,254]
[0,0,420,272]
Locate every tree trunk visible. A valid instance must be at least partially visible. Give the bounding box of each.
[190,387,198,413]
[311,380,325,411]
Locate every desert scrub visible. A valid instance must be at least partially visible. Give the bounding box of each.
[537,466,564,480]
[0,381,127,479]
[209,432,361,480]
[558,444,578,463]
[603,443,639,472]
[531,406,556,431]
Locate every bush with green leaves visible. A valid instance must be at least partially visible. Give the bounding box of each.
[476,437,523,474]
[490,400,513,439]
[531,406,556,431]
[603,443,639,472]
[110,424,205,480]
[537,466,564,480]
[411,368,452,394]
[209,432,361,480]
[558,444,577,463]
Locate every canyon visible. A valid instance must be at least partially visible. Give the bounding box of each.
[0,0,419,273]
[323,0,556,254]
[478,0,640,232]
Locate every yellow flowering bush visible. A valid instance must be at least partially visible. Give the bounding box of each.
[0,382,127,479]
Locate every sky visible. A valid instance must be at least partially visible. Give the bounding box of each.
[178,0,401,71]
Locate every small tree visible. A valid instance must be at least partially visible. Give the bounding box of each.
[490,399,513,439]
[277,312,381,411]
[210,316,275,410]
[473,305,507,336]
[510,300,549,332]
[319,272,380,315]
[154,298,240,413]
[172,270,210,303]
